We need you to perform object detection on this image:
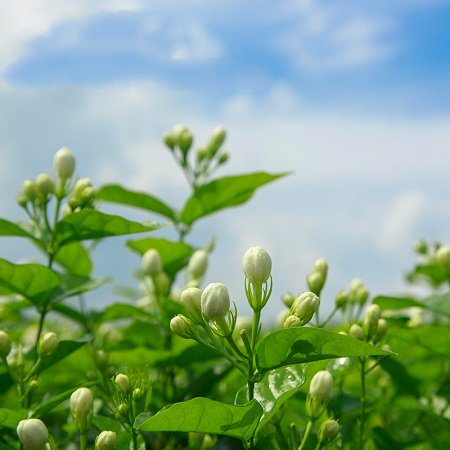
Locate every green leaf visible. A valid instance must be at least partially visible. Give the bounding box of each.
[423,292,450,317]
[0,218,33,239]
[127,237,194,278]
[97,184,177,221]
[51,303,87,326]
[180,172,288,225]
[0,408,27,429]
[135,397,263,441]
[55,210,158,246]
[54,242,93,276]
[372,295,423,311]
[0,258,60,305]
[379,358,421,396]
[256,328,391,371]
[236,365,306,431]
[39,340,87,373]
[51,274,109,303]
[100,303,155,322]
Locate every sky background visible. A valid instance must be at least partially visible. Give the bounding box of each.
[1,0,450,322]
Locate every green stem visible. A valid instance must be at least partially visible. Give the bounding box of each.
[226,335,247,360]
[251,309,261,352]
[359,357,367,450]
[80,431,87,450]
[298,420,313,450]
[319,307,338,328]
[314,441,322,450]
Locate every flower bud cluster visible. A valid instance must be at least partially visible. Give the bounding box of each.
[359,304,388,342]
[68,177,96,211]
[283,292,320,328]
[306,257,328,295]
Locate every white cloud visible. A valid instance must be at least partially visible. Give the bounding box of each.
[0,0,141,72]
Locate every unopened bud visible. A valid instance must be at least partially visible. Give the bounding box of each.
[363,304,381,339]
[414,240,428,254]
[95,431,117,450]
[54,147,76,180]
[309,370,333,401]
[163,132,177,150]
[374,318,387,342]
[181,288,202,314]
[282,293,295,308]
[335,290,348,309]
[306,271,325,295]
[211,125,226,148]
[349,324,364,340]
[22,179,36,201]
[218,152,229,165]
[0,330,11,357]
[242,246,272,284]
[318,419,340,444]
[73,178,92,197]
[188,250,208,279]
[133,388,143,400]
[118,403,129,417]
[313,258,328,275]
[94,350,108,369]
[178,129,193,154]
[38,332,58,357]
[70,387,93,432]
[292,292,320,325]
[170,315,194,339]
[142,249,162,277]
[35,173,55,198]
[436,245,450,268]
[283,315,302,328]
[115,373,130,394]
[17,418,48,450]
[201,283,230,320]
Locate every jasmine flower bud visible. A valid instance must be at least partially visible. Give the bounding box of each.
[374,318,387,342]
[292,292,320,325]
[188,250,208,279]
[17,418,48,450]
[170,315,195,339]
[211,125,226,148]
[309,370,333,401]
[335,290,348,309]
[283,315,302,328]
[163,132,177,150]
[115,373,130,394]
[70,387,93,432]
[201,283,230,321]
[306,271,324,295]
[349,323,364,340]
[313,257,328,275]
[242,246,272,284]
[35,173,55,198]
[282,293,295,308]
[54,147,76,180]
[181,287,202,314]
[436,245,450,267]
[95,431,117,450]
[22,179,36,202]
[142,249,162,277]
[38,332,58,357]
[0,330,11,357]
[318,419,340,444]
[363,304,381,340]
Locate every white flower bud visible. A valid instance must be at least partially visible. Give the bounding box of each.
[38,332,58,356]
[54,147,76,180]
[22,179,36,200]
[0,330,11,357]
[349,323,364,340]
[70,387,93,417]
[95,431,117,450]
[211,125,226,147]
[282,293,295,308]
[35,173,55,197]
[313,257,328,275]
[318,419,340,444]
[181,287,202,313]
[335,290,348,309]
[309,370,333,401]
[374,318,387,342]
[142,249,162,276]
[17,418,48,450]
[115,373,130,393]
[163,132,177,149]
[283,315,302,328]
[201,283,230,321]
[73,178,92,197]
[436,245,450,267]
[292,292,320,325]
[242,246,272,284]
[363,304,381,339]
[188,250,208,279]
[306,271,324,295]
[170,315,194,339]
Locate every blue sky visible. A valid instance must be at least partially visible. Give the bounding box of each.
[1,1,450,320]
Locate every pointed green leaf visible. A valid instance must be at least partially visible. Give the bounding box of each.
[38,340,87,372]
[55,210,158,246]
[180,172,288,225]
[97,184,177,221]
[0,258,60,305]
[127,237,194,278]
[54,242,93,276]
[0,218,33,239]
[236,365,306,431]
[256,327,391,371]
[51,273,110,303]
[0,408,27,429]
[135,397,263,441]
[51,303,87,326]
